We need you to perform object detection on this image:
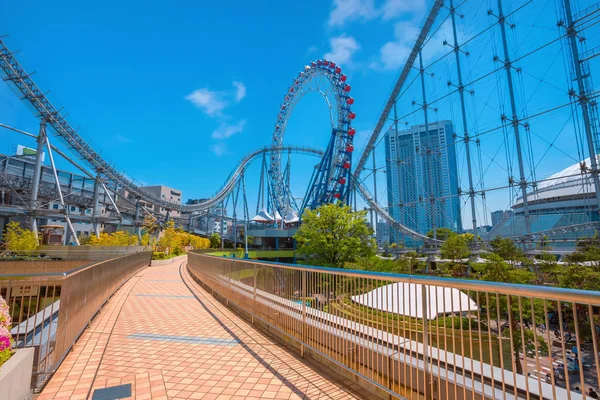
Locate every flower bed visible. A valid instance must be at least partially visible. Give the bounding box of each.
[0,295,13,368]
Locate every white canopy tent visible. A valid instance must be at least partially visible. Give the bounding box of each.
[252,208,274,223]
[351,282,479,320]
[283,210,299,224]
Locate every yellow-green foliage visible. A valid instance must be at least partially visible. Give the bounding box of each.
[157,221,209,254]
[2,221,38,251]
[88,231,139,246]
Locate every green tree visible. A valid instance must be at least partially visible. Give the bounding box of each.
[2,221,38,251]
[294,203,375,268]
[400,251,421,274]
[426,227,454,241]
[564,234,600,263]
[490,236,524,263]
[558,265,600,290]
[475,253,534,284]
[209,233,221,249]
[473,253,538,374]
[440,233,470,275]
[536,254,562,286]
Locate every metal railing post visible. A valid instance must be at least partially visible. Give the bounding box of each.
[301,270,307,357]
[252,263,257,324]
[421,284,431,398]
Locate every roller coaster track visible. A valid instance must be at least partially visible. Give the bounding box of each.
[0,37,439,244]
[218,146,437,243]
[0,39,216,213]
[351,0,444,185]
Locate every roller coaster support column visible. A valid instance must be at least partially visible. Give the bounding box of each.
[99,180,123,223]
[242,172,249,258]
[449,0,478,242]
[418,51,437,242]
[29,119,47,239]
[563,0,600,214]
[188,213,194,233]
[233,184,240,250]
[492,0,531,235]
[45,134,80,245]
[134,197,142,244]
[92,174,101,238]
[220,201,225,249]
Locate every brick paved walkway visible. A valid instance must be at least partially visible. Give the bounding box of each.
[38,260,371,400]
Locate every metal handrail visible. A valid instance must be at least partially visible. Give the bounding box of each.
[189,252,600,400]
[201,253,600,304]
[0,251,151,390]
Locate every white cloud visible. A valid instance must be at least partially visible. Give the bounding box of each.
[374,21,421,70]
[210,142,228,156]
[232,81,246,102]
[185,88,226,116]
[328,0,425,27]
[324,35,360,66]
[211,120,246,140]
[328,0,377,27]
[381,0,426,20]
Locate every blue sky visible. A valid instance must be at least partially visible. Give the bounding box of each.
[0,0,598,229]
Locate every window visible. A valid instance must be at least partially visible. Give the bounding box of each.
[71,206,76,212]
[52,204,59,209]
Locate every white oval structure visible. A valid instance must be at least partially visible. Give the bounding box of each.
[351,282,479,320]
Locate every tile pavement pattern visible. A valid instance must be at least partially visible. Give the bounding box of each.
[38,260,372,399]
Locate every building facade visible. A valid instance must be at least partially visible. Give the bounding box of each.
[0,152,113,244]
[491,210,514,228]
[384,120,462,245]
[376,220,390,247]
[142,185,182,218]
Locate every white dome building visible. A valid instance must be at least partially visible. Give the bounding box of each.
[485,157,599,245]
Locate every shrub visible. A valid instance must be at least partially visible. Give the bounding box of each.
[89,231,139,246]
[152,252,166,260]
[0,295,13,368]
[2,221,38,251]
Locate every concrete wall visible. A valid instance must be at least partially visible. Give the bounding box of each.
[0,259,88,275]
[37,245,148,260]
[0,348,34,400]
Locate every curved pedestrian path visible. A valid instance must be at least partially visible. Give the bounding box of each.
[38,260,372,400]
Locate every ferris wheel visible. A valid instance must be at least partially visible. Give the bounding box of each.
[269,59,356,222]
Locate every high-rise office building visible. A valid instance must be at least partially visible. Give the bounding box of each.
[385,120,462,244]
[376,220,390,247]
